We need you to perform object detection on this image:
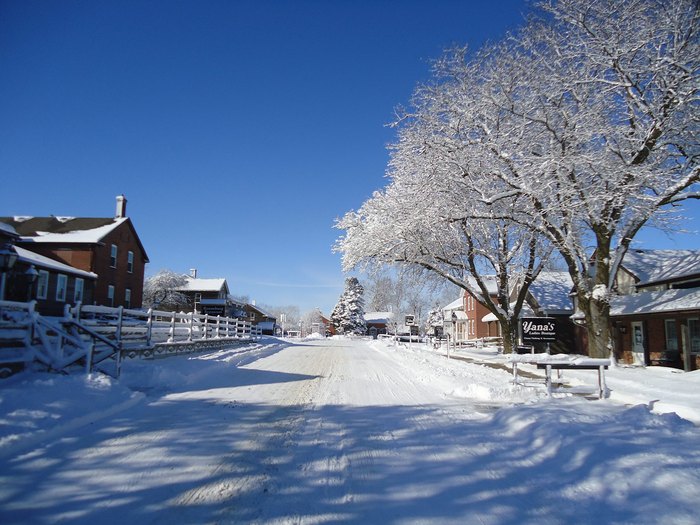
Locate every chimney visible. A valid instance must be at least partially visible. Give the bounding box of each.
[190,268,197,278]
[115,195,127,218]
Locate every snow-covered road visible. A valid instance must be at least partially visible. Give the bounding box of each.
[1,337,699,524]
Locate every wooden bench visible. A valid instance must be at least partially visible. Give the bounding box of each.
[536,361,609,399]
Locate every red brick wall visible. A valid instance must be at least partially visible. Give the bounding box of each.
[94,222,146,309]
[614,314,699,370]
[22,221,147,309]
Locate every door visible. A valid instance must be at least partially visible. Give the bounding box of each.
[631,322,646,366]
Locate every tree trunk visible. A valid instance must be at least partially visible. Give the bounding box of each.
[499,319,518,354]
[587,297,613,358]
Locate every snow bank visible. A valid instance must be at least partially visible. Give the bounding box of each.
[0,373,143,459]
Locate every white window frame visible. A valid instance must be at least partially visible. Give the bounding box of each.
[127,251,134,273]
[664,319,678,351]
[110,244,118,268]
[37,270,49,300]
[107,285,115,307]
[56,274,67,302]
[74,278,84,303]
[689,318,700,354]
[124,288,131,309]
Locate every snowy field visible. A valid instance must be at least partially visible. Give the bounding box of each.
[1,336,699,524]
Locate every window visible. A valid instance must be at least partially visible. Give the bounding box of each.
[110,244,118,268]
[37,270,49,300]
[124,288,131,309]
[664,319,678,351]
[107,285,115,307]
[74,278,84,303]
[56,274,67,302]
[127,251,134,273]
[690,319,700,354]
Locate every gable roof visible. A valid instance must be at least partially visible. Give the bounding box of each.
[466,276,499,297]
[246,303,274,319]
[0,216,150,262]
[179,277,229,293]
[621,249,700,287]
[442,297,464,311]
[2,216,125,240]
[527,272,574,313]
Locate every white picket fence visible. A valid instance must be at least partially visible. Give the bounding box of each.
[0,300,262,377]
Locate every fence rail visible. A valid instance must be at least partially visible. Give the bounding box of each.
[0,300,263,376]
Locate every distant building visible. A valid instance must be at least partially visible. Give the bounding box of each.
[242,303,276,335]
[364,311,395,335]
[175,273,244,318]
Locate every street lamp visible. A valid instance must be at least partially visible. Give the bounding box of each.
[451,311,458,354]
[25,265,39,302]
[0,245,18,301]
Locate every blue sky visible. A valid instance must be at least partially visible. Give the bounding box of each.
[1,0,698,315]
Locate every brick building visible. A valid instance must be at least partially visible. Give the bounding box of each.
[0,196,149,310]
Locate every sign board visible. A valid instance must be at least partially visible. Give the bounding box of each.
[202,305,225,317]
[410,325,419,336]
[520,317,557,343]
[404,315,415,326]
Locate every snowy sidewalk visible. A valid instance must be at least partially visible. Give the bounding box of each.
[435,344,700,424]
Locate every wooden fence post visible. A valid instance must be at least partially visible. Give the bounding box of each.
[146,308,153,347]
[169,312,176,343]
[116,306,123,346]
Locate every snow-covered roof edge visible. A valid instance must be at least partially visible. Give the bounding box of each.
[13,246,97,279]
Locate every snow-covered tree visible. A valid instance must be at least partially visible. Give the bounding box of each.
[339,0,699,357]
[331,277,367,335]
[424,305,444,336]
[303,308,326,336]
[142,270,189,310]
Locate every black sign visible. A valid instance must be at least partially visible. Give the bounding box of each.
[520,317,557,343]
[202,305,225,317]
[410,325,419,336]
[405,315,415,326]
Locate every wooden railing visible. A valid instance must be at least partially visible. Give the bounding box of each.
[0,300,263,376]
[69,303,263,347]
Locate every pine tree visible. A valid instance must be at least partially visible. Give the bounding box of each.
[331,277,367,335]
[424,306,444,336]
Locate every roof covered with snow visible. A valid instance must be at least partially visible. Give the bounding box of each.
[621,249,700,286]
[527,272,574,313]
[13,246,97,278]
[364,311,395,322]
[0,222,19,238]
[247,303,274,318]
[178,277,228,293]
[0,216,128,243]
[442,297,464,312]
[611,288,700,316]
[466,276,499,297]
[0,216,149,262]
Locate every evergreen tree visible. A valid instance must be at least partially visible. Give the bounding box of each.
[331,277,367,335]
[424,306,444,336]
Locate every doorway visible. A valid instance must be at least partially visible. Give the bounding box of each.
[631,321,646,366]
